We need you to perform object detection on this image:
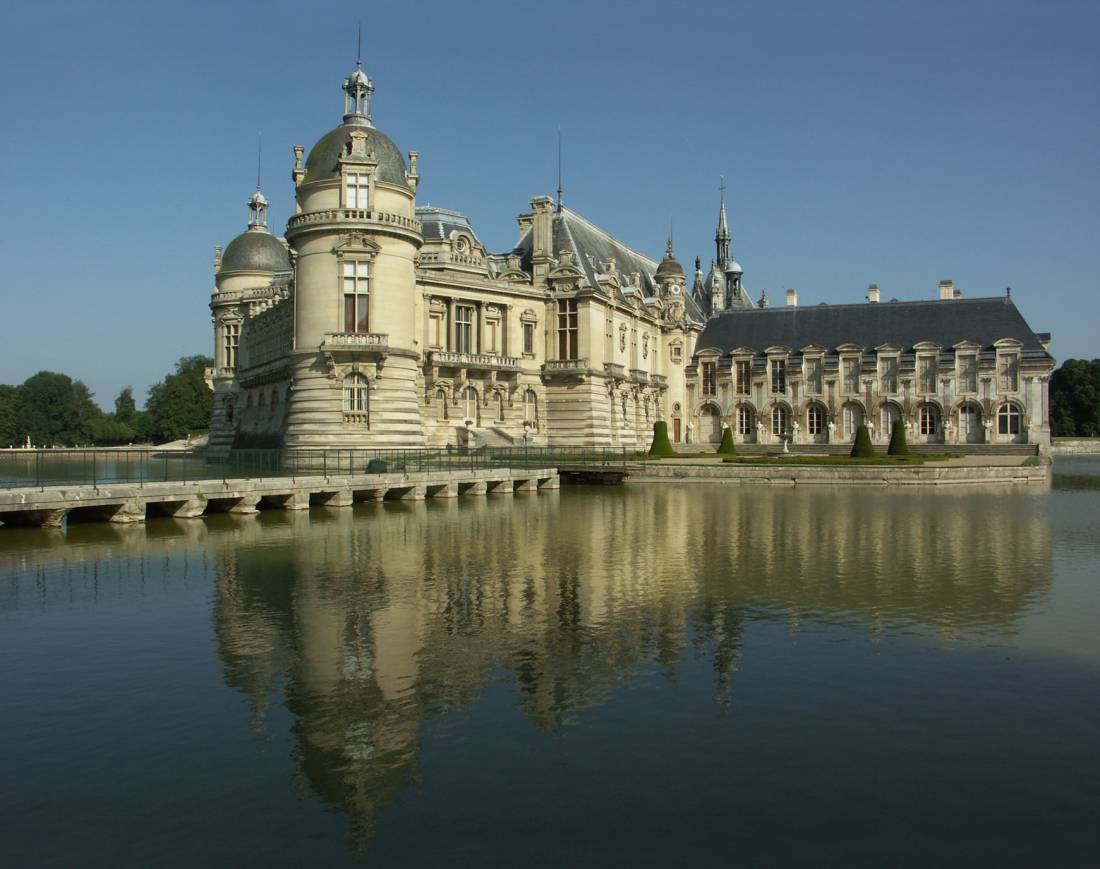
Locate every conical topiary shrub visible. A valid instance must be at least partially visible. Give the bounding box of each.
[648,420,675,458]
[850,424,875,458]
[887,419,909,456]
[716,426,737,455]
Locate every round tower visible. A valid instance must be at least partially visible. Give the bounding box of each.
[283,58,425,448]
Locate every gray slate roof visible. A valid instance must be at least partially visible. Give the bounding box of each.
[511,207,705,322]
[303,123,409,189]
[695,297,1050,357]
[220,230,291,273]
[416,206,481,243]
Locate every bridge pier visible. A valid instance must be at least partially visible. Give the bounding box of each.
[154,497,207,519]
[460,481,487,496]
[314,489,353,508]
[486,480,512,495]
[386,485,425,501]
[537,475,560,490]
[513,478,535,493]
[426,482,458,498]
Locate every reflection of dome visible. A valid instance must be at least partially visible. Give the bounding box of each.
[303,124,409,189]
[655,239,684,281]
[221,231,291,273]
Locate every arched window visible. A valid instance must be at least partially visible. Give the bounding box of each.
[771,405,789,436]
[842,402,863,439]
[463,386,478,423]
[435,388,448,421]
[523,389,538,427]
[919,404,938,436]
[343,373,369,423]
[807,404,826,435]
[880,403,900,438]
[997,403,1021,435]
[737,405,754,436]
[495,392,505,422]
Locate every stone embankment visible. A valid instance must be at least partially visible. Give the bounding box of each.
[629,462,1049,487]
[1051,439,1100,455]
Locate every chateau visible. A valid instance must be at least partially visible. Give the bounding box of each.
[207,60,1054,454]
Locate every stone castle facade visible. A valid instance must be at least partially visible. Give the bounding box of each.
[207,60,1054,454]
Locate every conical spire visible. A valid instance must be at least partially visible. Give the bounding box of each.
[342,29,375,126]
[247,135,269,231]
[715,176,731,266]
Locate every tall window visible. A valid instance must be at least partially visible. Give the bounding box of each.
[343,261,369,333]
[920,404,938,436]
[435,388,448,420]
[998,403,1021,435]
[959,355,978,393]
[223,322,240,369]
[771,405,789,436]
[843,358,860,394]
[495,392,505,422]
[463,386,478,422]
[808,404,825,435]
[522,322,535,355]
[735,360,751,395]
[880,403,900,438]
[455,305,475,354]
[880,357,899,394]
[523,389,538,426]
[343,373,369,423]
[998,355,1019,392]
[770,358,786,394]
[557,299,578,359]
[485,317,499,354]
[737,405,754,436]
[345,172,369,209]
[919,357,937,394]
[805,357,823,395]
[702,361,717,396]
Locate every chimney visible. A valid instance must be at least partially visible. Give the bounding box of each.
[786,288,798,307]
[867,283,880,303]
[529,196,555,287]
[939,279,955,300]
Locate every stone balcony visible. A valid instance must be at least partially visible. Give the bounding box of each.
[322,332,390,355]
[604,363,627,379]
[542,358,589,379]
[286,209,422,243]
[630,368,649,384]
[426,351,521,372]
[649,373,668,389]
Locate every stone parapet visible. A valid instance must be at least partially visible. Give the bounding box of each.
[628,462,1050,487]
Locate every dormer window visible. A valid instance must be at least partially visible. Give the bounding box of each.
[918,356,937,394]
[345,172,369,209]
[770,358,786,394]
[959,354,978,393]
[842,358,860,394]
[998,354,1019,392]
[702,361,717,396]
[880,356,899,393]
[804,357,823,394]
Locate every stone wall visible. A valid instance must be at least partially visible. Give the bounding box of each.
[629,462,1050,487]
[1051,438,1100,455]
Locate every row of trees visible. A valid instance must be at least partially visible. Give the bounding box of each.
[0,355,214,447]
[1050,359,1100,437]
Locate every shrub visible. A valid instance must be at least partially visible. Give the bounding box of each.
[716,426,737,455]
[850,424,875,457]
[648,420,675,457]
[887,419,909,456]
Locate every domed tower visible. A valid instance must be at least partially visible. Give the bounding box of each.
[283,57,425,448]
[654,237,685,297]
[207,181,292,455]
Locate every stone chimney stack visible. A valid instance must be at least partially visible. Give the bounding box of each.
[867,283,880,303]
[786,288,798,307]
[939,279,955,300]
[529,196,555,288]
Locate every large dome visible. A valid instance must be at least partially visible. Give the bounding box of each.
[221,230,291,273]
[303,123,409,189]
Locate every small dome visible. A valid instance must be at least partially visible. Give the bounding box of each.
[655,239,684,281]
[303,123,409,189]
[724,259,743,274]
[220,230,291,273]
[248,189,268,209]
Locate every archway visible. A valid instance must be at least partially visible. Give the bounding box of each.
[918,402,942,444]
[806,402,828,444]
[959,402,982,443]
[736,404,756,443]
[879,402,901,444]
[997,402,1025,444]
[700,404,722,444]
[841,401,864,442]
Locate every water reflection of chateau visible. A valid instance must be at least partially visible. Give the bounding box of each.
[0,489,1052,848]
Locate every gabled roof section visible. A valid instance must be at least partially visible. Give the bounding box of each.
[694,297,1051,359]
[416,205,482,244]
[508,205,704,323]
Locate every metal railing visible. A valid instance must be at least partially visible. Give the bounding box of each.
[0,446,634,490]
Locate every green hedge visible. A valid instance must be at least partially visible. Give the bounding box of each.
[887,419,909,455]
[850,424,875,457]
[716,426,737,455]
[649,420,675,457]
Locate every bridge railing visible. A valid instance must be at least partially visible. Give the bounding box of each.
[0,446,625,490]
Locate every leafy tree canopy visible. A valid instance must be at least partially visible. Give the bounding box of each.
[143,355,214,443]
[1050,359,1100,437]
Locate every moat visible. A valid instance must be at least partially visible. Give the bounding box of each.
[2,461,1098,867]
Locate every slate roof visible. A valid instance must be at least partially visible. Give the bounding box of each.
[694,297,1051,359]
[416,206,481,243]
[303,123,409,189]
[220,229,291,274]
[510,206,705,322]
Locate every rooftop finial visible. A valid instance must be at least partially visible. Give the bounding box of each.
[256,132,262,191]
[356,22,362,69]
[247,136,269,231]
[342,37,375,126]
[556,128,563,213]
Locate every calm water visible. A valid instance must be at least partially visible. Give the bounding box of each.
[2,463,1098,867]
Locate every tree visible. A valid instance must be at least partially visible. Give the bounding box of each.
[887,419,909,456]
[716,426,737,456]
[648,420,675,457]
[144,355,214,442]
[850,424,875,457]
[114,386,137,425]
[0,384,18,446]
[1049,359,1100,437]
[15,371,98,446]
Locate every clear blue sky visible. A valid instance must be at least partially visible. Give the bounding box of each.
[1,0,1097,408]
